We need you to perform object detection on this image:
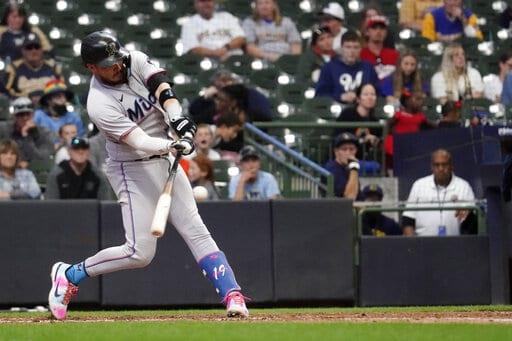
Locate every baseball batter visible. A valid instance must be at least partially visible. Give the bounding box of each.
[48,31,248,320]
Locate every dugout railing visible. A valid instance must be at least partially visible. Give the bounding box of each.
[244,122,334,198]
[252,121,388,176]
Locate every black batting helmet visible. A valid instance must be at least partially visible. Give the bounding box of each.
[80,31,128,67]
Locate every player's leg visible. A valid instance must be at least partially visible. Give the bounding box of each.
[49,160,162,319]
[168,159,249,317]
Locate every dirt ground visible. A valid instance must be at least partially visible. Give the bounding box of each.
[1,311,512,324]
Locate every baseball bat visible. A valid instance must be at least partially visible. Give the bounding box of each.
[150,151,183,238]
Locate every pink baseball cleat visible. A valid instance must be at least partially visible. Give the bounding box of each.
[225,291,249,318]
[48,262,79,320]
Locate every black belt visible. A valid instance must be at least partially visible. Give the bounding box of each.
[133,154,168,162]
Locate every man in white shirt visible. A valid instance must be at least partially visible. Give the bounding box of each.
[180,0,246,60]
[402,149,476,236]
[319,2,347,52]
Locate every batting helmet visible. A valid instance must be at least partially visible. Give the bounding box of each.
[80,31,128,67]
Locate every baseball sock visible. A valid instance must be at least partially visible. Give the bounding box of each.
[65,262,89,286]
[198,251,241,300]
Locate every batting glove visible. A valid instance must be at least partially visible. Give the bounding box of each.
[169,115,197,139]
[171,133,195,156]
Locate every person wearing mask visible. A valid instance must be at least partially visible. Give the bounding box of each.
[34,79,85,141]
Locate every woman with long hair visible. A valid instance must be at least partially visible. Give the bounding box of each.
[431,43,483,103]
[383,51,424,104]
[0,2,52,62]
[187,154,220,201]
[242,0,302,61]
[0,139,41,200]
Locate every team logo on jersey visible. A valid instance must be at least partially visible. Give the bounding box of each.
[339,71,363,92]
[126,94,157,122]
[105,42,118,57]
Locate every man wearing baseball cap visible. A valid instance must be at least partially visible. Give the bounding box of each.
[360,15,399,82]
[228,145,281,200]
[45,137,112,199]
[319,2,347,51]
[323,132,362,199]
[0,96,53,169]
[361,184,402,236]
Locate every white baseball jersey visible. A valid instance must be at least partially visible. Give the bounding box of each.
[180,12,245,54]
[87,51,168,161]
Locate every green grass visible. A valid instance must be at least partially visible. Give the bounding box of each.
[0,306,511,341]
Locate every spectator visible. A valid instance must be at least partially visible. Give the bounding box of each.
[189,69,273,124]
[402,149,477,236]
[438,100,463,128]
[361,184,402,236]
[422,0,482,42]
[382,51,426,105]
[33,79,85,141]
[318,2,347,52]
[336,83,380,147]
[54,123,77,165]
[0,2,52,63]
[431,43,483,103]
[0,139,40,199]
[185,124,221,161]
[384,90,433,168]
[45,137,112,200]
[188,154,220,200]
[501,72,512,106]
[296,25,336,83]
[399,0,442,32]
[229,145,280,200]
[0,97,53,168]
[324,132,361,199]
[242,0,301,62]
[360,15,400,83]
[315,30,379,104]
[213,112,244,155]
[4,33,61,103]
[483,52,512,103]
[180,0,245,60]
[359,3,396,49]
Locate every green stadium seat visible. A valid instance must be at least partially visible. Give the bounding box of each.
[221,55,254,78]
[171,54,204,77]
[275,54,301,76]
[173,83,203,102]
[29,157,54,189]
[221,0,252,18]
[299,97,335,119]
[147,37,177,59]
[250,67,279,90]
[0,95,10,121]
[276,83,307,105]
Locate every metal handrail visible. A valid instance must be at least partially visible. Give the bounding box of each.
[252,121,388,176]
[353,200,487,236]
[244,122,334,197]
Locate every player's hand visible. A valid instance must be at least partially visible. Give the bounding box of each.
[171,134,195,156]
[347,158,360,172]
[169,115,197,139]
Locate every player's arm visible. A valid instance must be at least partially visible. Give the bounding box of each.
[121,127,173,154]
[147,73,197,155]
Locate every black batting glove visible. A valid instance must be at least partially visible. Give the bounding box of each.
[169,115,197,139]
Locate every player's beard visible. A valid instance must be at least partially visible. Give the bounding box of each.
[99,65,128,86]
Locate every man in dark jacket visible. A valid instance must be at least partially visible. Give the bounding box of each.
[45,137,112,199]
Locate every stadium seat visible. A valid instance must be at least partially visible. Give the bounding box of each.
[299,97,336,119]
[250,67,279,90]
[0,95,10,121]
[277,83,308,105]
[171,54,207,77]
[173,83,203,103]
[29,157,54,189]
[147,37,177,59]
[275,54,301,76]
[222,55,254,78]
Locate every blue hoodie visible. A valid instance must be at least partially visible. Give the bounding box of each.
[315,57,380,103]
